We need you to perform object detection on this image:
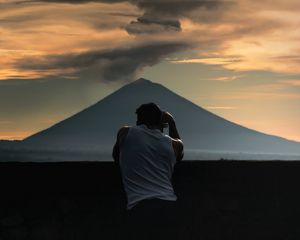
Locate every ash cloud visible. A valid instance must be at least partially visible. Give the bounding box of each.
[15,0,227,82]
[16,42,189,82]
[125,16,181,35]
[27,0,226,34]
[128,0,225,34]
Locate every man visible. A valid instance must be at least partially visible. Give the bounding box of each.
[112,102,184,239]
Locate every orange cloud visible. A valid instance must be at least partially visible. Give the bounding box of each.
[176,3,300,74]
[205,106,237,110]
[210,76,241,82]
[0,131,31,140]
[171,57,241,65]
[280,80,300,86]
[0,1,134,80]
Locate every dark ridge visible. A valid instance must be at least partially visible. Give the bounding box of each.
[1,161,300,239]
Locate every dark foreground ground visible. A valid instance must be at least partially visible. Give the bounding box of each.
[1,161,300,240]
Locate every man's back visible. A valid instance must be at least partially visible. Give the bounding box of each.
[119,124,177,210]
[112,104,183,239]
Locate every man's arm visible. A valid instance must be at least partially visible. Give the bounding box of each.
[168,119,181,140]
[162,112,184,162]
[172,140,184,162]
[112,126,129,165]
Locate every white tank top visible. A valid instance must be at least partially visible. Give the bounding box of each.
[119,124,177,210]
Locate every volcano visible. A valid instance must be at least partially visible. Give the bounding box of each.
[13,78,300,160]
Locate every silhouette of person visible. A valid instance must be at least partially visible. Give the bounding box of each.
[112,102,184,239]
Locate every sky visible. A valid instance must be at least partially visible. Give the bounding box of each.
[0,0,300,142]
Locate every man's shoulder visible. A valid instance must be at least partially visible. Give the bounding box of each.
[118,125,130,136]
[164,135,183,151]
[118,125,130,131]
[117,126,131,144]
[171,138,183,148]
[166,135,183,145]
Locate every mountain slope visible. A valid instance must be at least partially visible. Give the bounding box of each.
[23,78,300,156]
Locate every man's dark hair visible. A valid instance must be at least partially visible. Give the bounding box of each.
[136,103,163,126]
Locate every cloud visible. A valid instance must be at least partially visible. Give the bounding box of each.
[24,0,227,34]
[8,0,300,77]
[0,121,13,125]
[15,41,190,82]
[205,106,237,110]
[0,131,31,140]
[3,0,214,81]
[210,76,241,81]
[125,16,181,34]
[171,57,241,65]
[279,80,300,87]
[27,0,225,14]
[170,6,300,74]
[2,0,234,81]
[127,0,226,33]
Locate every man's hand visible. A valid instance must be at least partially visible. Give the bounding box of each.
[161,111,175,124]
[162,111,181,139]
[162,112,184,162]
